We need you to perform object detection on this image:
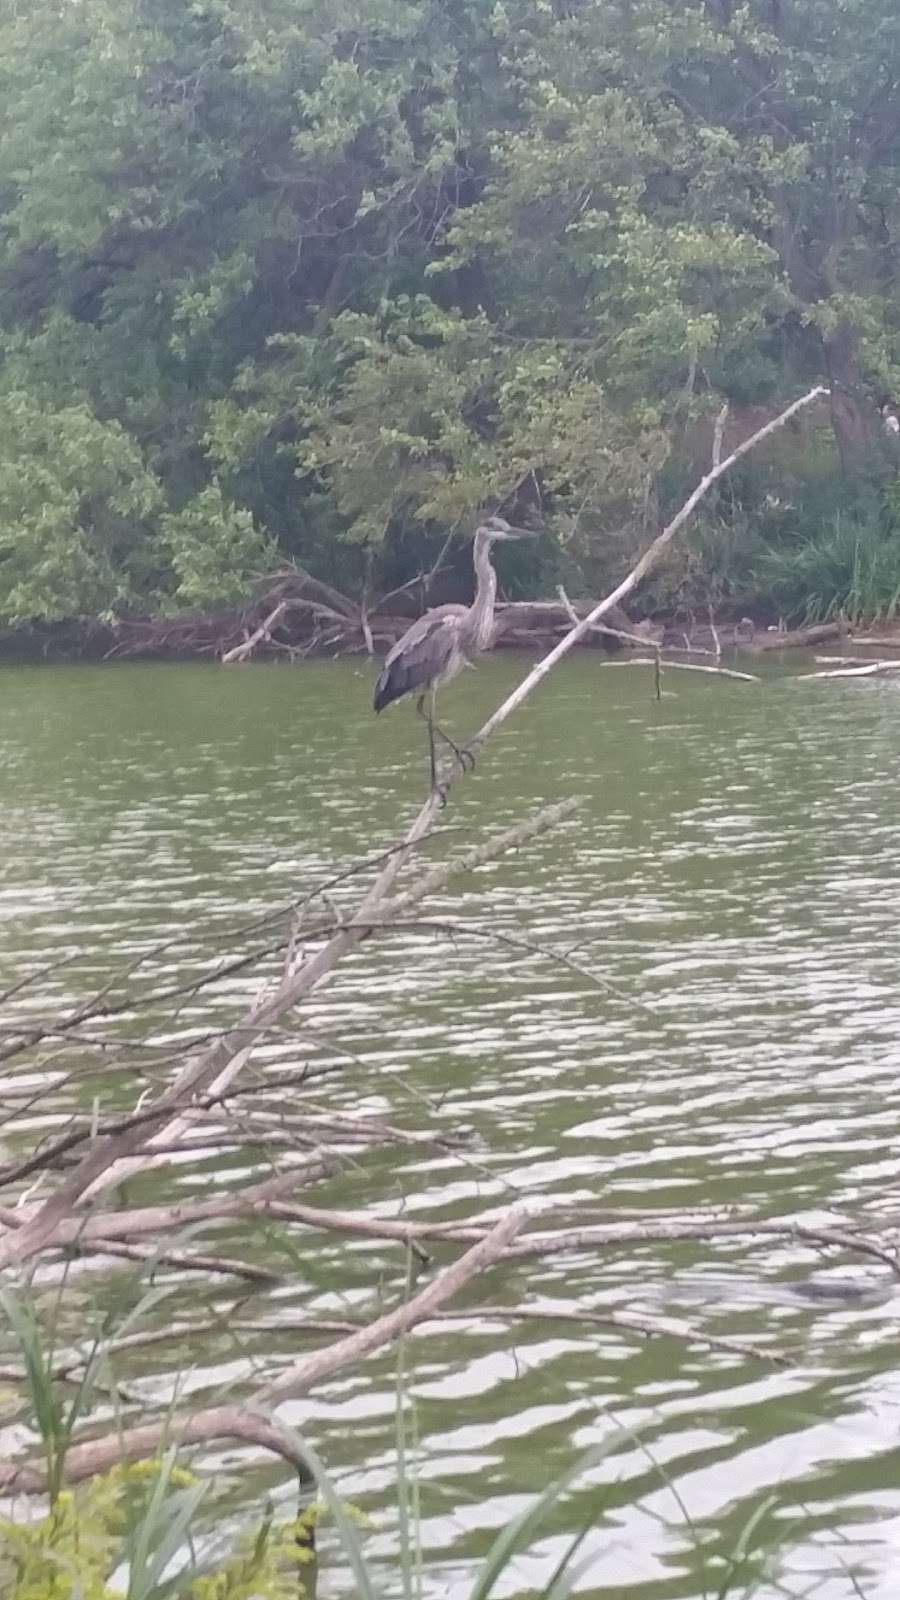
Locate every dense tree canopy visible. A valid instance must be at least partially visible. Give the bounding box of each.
[1,0,899,622]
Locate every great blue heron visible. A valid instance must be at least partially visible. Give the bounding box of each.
[373,516,537,793]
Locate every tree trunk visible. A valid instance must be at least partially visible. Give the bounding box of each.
[823,321,871,474]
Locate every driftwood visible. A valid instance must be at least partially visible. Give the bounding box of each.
[0,603,761,664]
[0,576,838,668]
[220,598,290,663]
[750,620,849,652]
[555,586,756,683]
[0,575,730,667]
[802,659,900,679]
[493,597,644,644]
[604,657,758,683]
[217,591,648,666]
[814,654,885,666]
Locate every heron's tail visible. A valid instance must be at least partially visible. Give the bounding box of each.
[373,665,394,713]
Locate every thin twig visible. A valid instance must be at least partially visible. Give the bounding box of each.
[71,1237,282,1284]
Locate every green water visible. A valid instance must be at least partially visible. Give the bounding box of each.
[3,654,900,1597]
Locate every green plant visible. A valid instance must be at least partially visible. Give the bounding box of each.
[0,1464,320,1600]
[753,507,900,623]
[640,454,900,625]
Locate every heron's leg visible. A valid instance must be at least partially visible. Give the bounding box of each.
[431,723,476,772]
[427,687,475,773]
[416,692,444,802]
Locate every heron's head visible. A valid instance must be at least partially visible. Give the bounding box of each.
[475,515,538,543]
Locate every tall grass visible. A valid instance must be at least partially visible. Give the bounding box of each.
[643,460,900,625]
[0,1280,169,1509]
[753,508,900,624]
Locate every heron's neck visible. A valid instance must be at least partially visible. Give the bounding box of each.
[470,532,498,650]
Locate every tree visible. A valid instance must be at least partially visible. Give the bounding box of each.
[598,0,900,469]
[0,392,161,620]
[0,0,897,623]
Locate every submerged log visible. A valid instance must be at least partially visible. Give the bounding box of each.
[803,659,900,679]
[750,621,849,653]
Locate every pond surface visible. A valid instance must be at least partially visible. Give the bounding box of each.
[3,652,900,1597]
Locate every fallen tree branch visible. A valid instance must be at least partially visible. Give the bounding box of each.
[253,1198,900,1279]
[220,600,289,664]
[0,1074,469,1193]
[0,1209,523,1492]
[430,1301,787,1365]
[0,1405,309,1494]
[603,657,758,683]
[260,564,359,620]
[801,659,900,679]
[813,654,881,666]
[0,1164,335,1247]
[0,385,825,1270]
[0,802,575,1243]
[751,621,848,653]
[262,1206,523,1401]
[70,1237,282,1284]
[1,1294,786,1397]
[556,586,661,657]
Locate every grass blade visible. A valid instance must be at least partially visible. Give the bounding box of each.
[468,1434,631,1600]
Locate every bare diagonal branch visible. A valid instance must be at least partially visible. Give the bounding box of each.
[0,1208,523,1493]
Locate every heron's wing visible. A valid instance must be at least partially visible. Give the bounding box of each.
[374,606,466,712]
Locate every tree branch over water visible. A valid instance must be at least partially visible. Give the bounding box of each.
[0,1211,524,1493]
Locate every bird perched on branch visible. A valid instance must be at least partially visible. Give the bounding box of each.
[373,516,537,795]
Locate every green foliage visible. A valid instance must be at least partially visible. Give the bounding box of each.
[0,1287,69,1505]
[1,0,899,621]
[0,1466,319,1600]
[161,482,275,609]
[0,392,162,621]
[754,502,900,624]
[644,463,900,625]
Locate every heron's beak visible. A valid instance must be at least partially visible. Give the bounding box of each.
[500,525,540,540]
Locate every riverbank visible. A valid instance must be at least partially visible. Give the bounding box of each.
[4,566,900,665]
